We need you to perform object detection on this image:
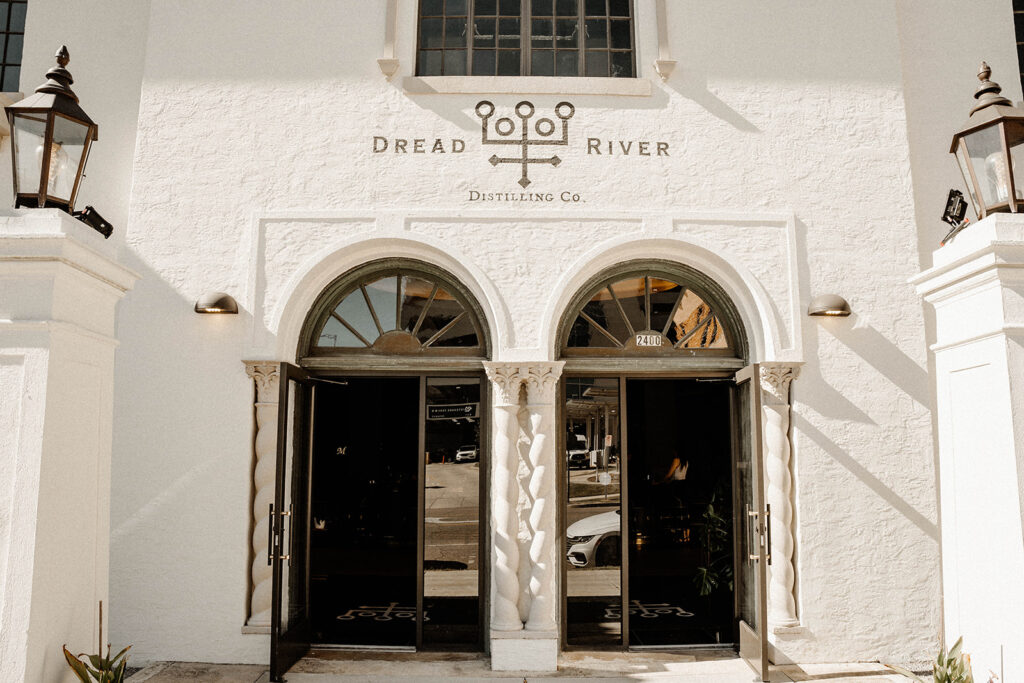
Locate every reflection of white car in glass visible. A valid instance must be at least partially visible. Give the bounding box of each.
[454,444,478,462]
[566,509,620,567]
[567,433,589,469]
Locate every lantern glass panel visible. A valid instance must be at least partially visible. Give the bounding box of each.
[11,112,46,197]
[964,124,1010,208]
[956,138,981,219]
[48,114,90,203]
[1007,120,1024,205]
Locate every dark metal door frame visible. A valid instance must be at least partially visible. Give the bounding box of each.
[559,370,742,653]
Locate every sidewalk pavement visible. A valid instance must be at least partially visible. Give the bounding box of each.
[125,650,914,682]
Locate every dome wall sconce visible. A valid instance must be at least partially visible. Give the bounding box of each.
[194,292,238,314]
[807,294,851,317]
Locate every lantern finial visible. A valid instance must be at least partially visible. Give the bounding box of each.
[34,45,79,103]
[970,60,1011,115]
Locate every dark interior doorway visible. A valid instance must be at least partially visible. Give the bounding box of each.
[307,375,484,649]
[626,378,734,647]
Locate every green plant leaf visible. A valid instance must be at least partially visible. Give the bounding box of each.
[87,653,105,670]
[110,645,131,663]
[63,646,92,683]
[949,637,963,660]
[884,663,926,682]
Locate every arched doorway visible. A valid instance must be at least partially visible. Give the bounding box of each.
[271,259,491,680]
[556,261,766,664]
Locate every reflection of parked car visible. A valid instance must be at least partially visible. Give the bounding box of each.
[454,444,478,462]
[566,510,620,567]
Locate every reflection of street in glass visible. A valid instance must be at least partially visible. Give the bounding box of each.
[424,461,479,597]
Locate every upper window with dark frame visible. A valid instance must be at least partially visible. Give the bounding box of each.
[0,1,26,92]
[416,0,635,78]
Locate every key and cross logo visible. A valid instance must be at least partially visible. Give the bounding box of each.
[475,100,575,188]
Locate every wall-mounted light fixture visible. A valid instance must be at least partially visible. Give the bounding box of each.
[194,292,238,314]
[807,294,851,317]
[4,46,112,236]
[949,62,1024,219]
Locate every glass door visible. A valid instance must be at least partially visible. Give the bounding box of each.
[421,377,484,648]
[734,364,769,680]
[564,377,623,647]
[270,363,315,682]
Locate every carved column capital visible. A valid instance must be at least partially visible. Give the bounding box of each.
[484,362,524,407]
[244,361,280,403]
[760,362,801,405]
[522,362,564,406]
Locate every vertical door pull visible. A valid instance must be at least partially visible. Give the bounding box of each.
[267,503,275,566]
[764,504,772,565]
[747,506,760,561]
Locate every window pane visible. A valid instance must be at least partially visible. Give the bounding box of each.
[532,18,553,47]
[585,0,606,15]
[556,18,578,47]
[498,17,520,48]
[420,0,444,15]
[499,0,521,15]
[476,0,497,14]
[5,32,21,63]
[582,294,628,342]
[419,50,443,75]
[649,281,683,333]
[608,278,646,333]
[556,49,578,76]
[610,50,632,77]
[532,0,553,15]
[318,315,364,348]
[433,314,479,347]
[497,49,520,75]
[556,0,578,16]
[365,277,399,332]
[568,315,618,347]
[609,19,631,49]
[532,48,554,76]
[444,49,468,75]
[420,17,444,49]
[2,65,18,91]
[585,50,608,77]
[0,5,8,31]
[474,17,496,47]
[608,0,629,16]
[445,17,468,47]
[400,277,436,332]
[472,49,496,75]
[446,0,468,14]
[335,290,379,343]
[9,1,24,30]
[584,18,607,48]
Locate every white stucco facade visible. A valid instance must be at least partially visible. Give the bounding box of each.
[4,0,1023,679]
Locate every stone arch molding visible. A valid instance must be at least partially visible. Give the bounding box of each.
[541,235,794,363]
[270,235,510,362]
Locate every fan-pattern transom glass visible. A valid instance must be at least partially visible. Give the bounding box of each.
[564,275,733,354]
[312,271,483,355]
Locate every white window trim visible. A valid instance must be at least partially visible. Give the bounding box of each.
[381,0,672,96]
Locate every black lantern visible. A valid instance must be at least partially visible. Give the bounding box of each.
[950,62,1024,219]
[4,46,97,213]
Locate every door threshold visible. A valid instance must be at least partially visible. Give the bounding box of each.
[629,643,736,651]
[311,644,416,652]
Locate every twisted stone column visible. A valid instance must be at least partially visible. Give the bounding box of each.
[484,362,525,631]
[760,362,801,629]
[516,404,534,623]
[243,361,280,628]
[522,362,563,631]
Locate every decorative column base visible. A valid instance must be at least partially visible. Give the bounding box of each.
[490,630,558,672]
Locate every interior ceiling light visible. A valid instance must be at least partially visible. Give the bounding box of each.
[807,294,851,317]
[194,291,239,314]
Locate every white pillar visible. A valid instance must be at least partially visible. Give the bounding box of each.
[760,362,800,629]
[483,362,524,633]
[0,210,138,682]
[523,362,563,632]
[242,361,280,630]
[914,214,1024,682]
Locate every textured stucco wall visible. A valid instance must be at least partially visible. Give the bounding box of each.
[11,0,1003,668]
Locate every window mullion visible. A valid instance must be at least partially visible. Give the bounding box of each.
[577,6,584,78]
[523,0,531,76]
[468,3,475,76]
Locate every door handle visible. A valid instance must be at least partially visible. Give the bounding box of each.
[747,506,759,562]
[266,503,292,564]
[764,504,772,566]
[267,503,274,566]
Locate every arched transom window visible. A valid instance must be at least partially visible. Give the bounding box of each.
[562,269,740,357]
[305,264,487,358]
